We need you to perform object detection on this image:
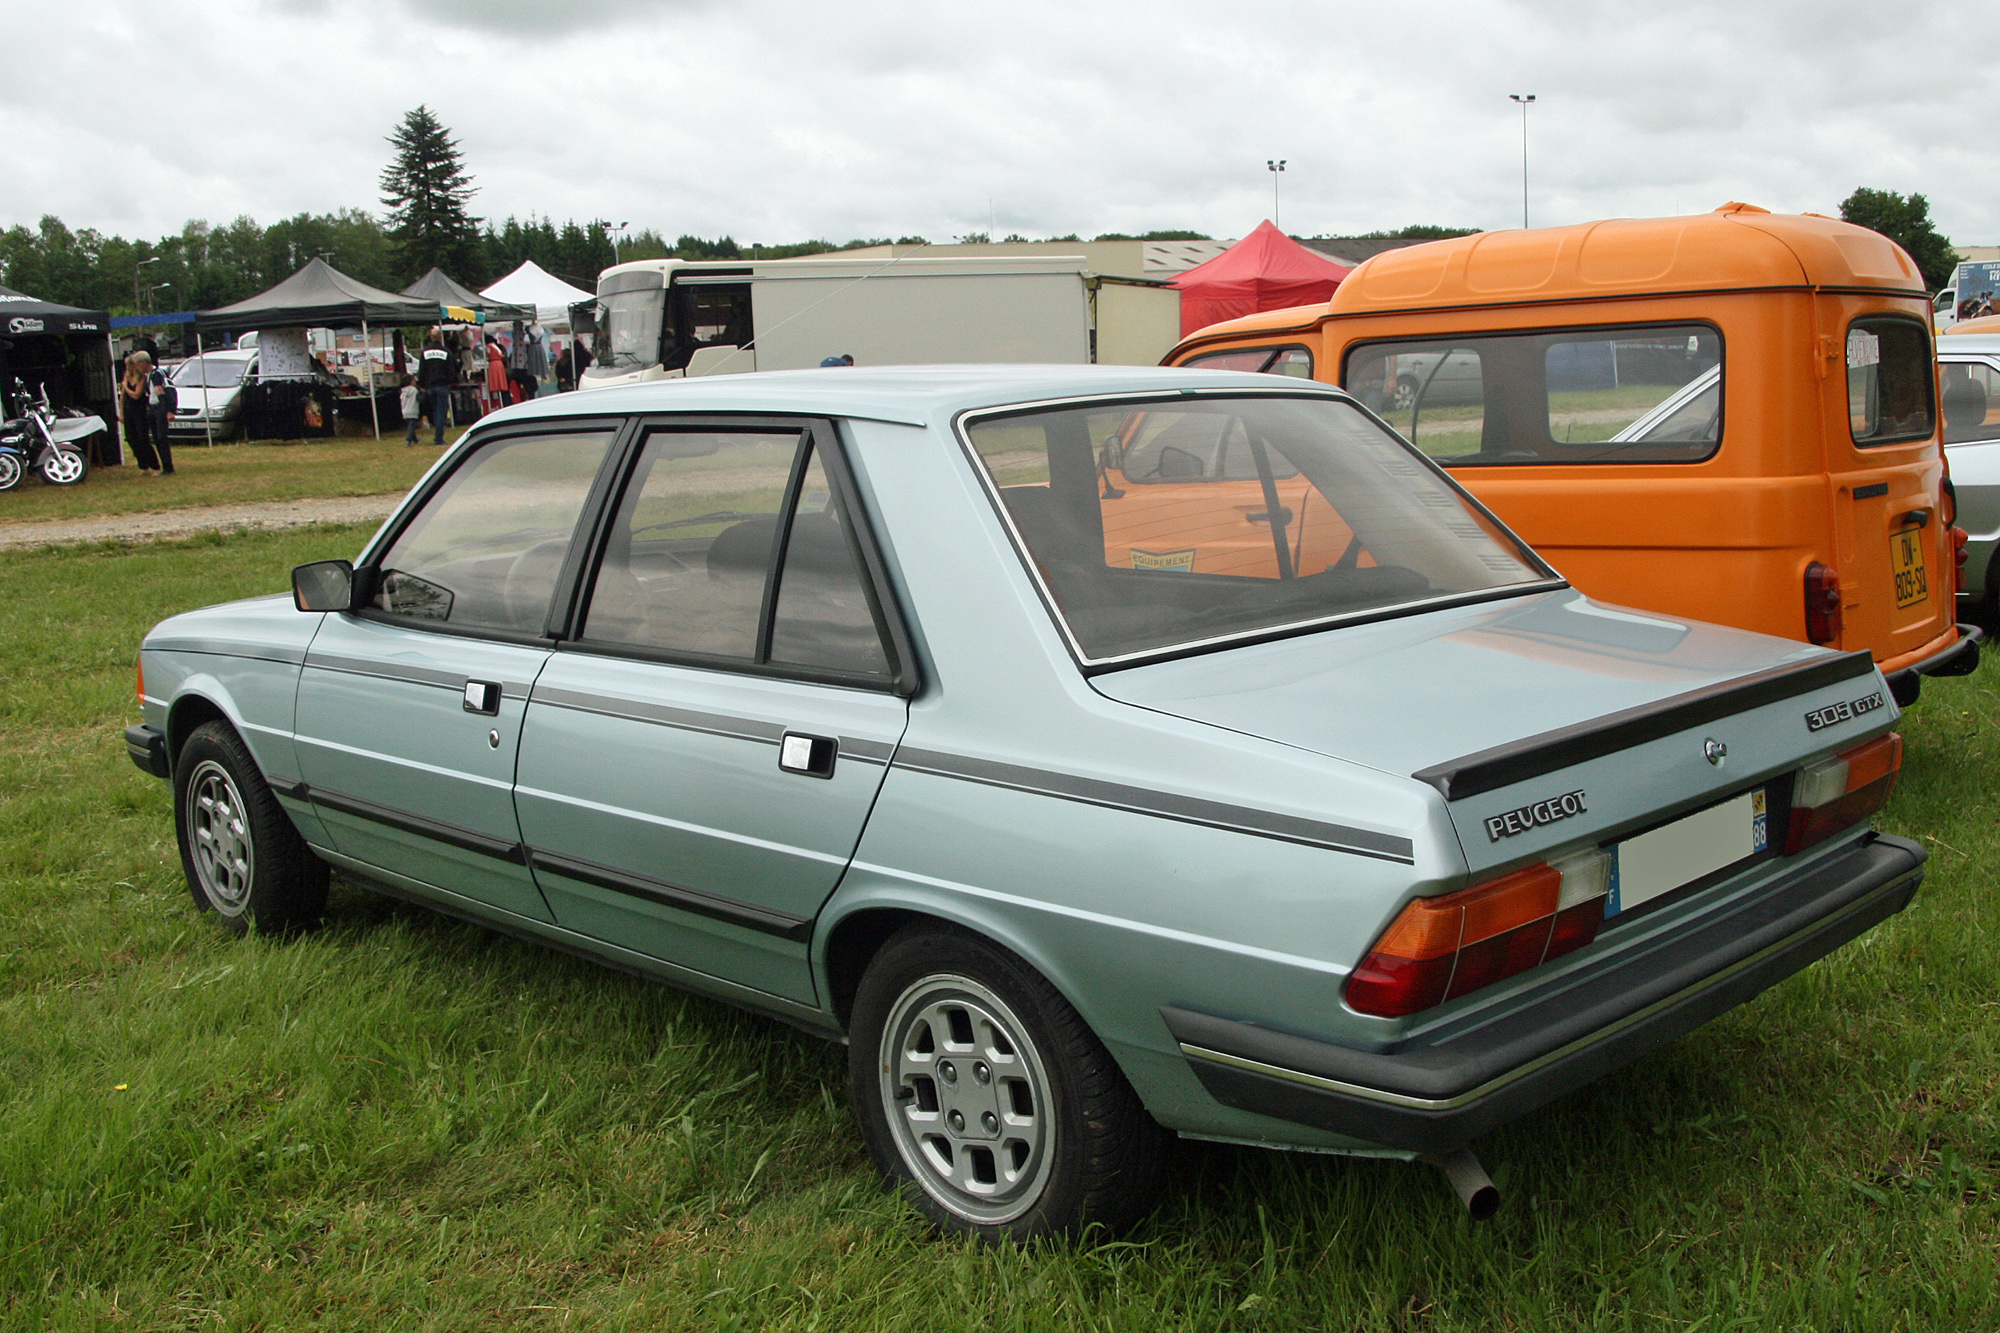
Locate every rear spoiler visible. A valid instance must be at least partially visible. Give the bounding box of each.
[1413,651,1876,801]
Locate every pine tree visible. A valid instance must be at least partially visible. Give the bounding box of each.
[1838,189,1960,290]
[379,106,481,283]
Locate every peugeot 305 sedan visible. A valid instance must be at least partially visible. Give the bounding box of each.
[126,365,1923,1241]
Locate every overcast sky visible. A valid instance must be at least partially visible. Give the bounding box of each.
[6,0,1997,248]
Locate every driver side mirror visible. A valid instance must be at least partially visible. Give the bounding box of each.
[292,559,358,612]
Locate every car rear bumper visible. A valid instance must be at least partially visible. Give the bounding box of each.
[1162,832,1924,1155]
[1882,622,1982,705]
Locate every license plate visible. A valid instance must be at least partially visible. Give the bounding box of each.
[1890,528,1929,609]
[1607,790,1768,917]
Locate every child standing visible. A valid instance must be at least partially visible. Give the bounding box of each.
[399,375,420,446]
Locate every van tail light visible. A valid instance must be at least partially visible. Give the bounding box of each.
[1804,562,1842,644]
[1346,849,1612,1018]
[1785,733,1902,855]
[1951,526,1970,596]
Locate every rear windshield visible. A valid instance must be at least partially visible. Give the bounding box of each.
[962,393,1553,664]
[1848,317,1935,446]
[1343,324,1723,465]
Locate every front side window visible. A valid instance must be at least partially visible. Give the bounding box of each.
[1344,324,1723,465]
[1941,359,2000,445]
[965,394,1552,663]
[581,428,893,678]
[373,431,615,635]
[1848,317,1935,446]
[1183,346,1315,378]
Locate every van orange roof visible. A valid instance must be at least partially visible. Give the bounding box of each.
[1327,207,1926,316]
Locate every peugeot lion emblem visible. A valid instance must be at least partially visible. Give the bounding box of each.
[1703,737,1727,766]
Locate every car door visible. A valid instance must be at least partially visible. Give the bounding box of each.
[293,422,623,922]
[513,419,912,1004]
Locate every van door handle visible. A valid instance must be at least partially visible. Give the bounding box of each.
[1896,507,1932,530]
[779,732,838,778]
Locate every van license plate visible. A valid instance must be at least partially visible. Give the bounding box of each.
[1891,529,1928,609]
[1608,790,1767,917]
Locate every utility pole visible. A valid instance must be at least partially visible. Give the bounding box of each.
[134,255,160,318]
[614,221,629,262]
[1267,159,1287,229]
[1508,94,1536,228]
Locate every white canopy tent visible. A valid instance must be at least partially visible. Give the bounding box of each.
[479,260,594,332]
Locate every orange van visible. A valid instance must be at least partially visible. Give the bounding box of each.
[1167,205,1980,703]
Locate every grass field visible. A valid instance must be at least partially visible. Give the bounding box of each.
[0,429,469,525]
[0,526,1994,1329]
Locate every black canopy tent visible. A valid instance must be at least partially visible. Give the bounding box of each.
[399,268,533,322]
[0,284,115,457]
[197,258,439,439]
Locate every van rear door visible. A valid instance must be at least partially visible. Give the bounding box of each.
[1833,316,1955,670]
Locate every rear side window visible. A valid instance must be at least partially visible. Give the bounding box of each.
[1942,360,2000,445]
[1343,324,1723,465]
[580,427,893,680]
[372,430,616,634]
[1848,318,1935,446]
[1182,346,1314,378]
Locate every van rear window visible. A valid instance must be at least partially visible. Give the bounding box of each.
[1848,318,1935,447]
[1343,325,1722,466]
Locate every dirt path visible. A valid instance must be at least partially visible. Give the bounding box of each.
[0,493,403,550]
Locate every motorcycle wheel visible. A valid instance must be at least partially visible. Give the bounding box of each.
[0,453,23,492]
[40,446,87,486]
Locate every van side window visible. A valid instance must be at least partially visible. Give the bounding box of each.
[1183,346,1314,378]
[1344,325,1722,466]
[1848,318,1935,447]
[1940,360,2000,445]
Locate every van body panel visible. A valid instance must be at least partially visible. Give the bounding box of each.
[1167,210,1964,680]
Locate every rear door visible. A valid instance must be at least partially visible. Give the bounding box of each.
[1836,315,1954,662]
[513,419,911,1005]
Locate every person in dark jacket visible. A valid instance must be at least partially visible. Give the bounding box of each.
[415,329,457,447]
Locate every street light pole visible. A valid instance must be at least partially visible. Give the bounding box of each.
[614,221,630,263]
[134,255,160,319]
[1508,94,1535,228]
[1266,159,1287,229]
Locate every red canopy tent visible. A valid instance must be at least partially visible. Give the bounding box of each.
[1169,220,1354,337]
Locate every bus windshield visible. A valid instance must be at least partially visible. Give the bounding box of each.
[600,288,666,372]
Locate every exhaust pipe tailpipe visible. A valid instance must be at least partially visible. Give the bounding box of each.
[1421,1149,1499,1221]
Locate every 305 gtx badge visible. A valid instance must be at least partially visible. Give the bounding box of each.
[1805,690,1885,732]
[1486,790,1588,841]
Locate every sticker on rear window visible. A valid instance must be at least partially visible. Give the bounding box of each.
[1131,547,1196,572]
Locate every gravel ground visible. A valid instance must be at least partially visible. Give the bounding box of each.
[0,493,402,550]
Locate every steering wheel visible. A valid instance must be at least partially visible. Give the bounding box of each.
[501,539,571,631]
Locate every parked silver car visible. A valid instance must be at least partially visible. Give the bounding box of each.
[167,349,257,440]
[1938,334,2000,617]
[127,365,1921,1239]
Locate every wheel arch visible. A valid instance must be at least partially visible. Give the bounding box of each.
[165,692,236,772]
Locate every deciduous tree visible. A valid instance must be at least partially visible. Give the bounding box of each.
[1839,189,1960,290]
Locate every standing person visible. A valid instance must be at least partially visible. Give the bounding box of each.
[399,374,421,446]
[484,336,509,413]
[120,352,162,475]
[554,341,574,393]
[146,357,176,475]
[572,334,593,383]
[416,329,456,448]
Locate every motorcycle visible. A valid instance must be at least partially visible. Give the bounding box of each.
[0,378,100,490]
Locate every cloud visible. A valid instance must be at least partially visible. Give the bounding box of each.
[4,0,1999,251]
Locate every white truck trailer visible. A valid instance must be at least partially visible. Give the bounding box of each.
[1933,259,2000,331]
[576,254,1180,390]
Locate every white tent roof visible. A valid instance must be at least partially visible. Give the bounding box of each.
[479,260,594,324]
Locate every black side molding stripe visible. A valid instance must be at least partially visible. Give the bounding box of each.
[1413,650,1876,801]
[303,784,527,864]
[531,685,786,746]
[527,848,813,942]
[893,748,1414,863]
[268,776,308,799]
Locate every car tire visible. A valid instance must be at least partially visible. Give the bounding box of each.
[173,720,328,935]
[0,452,22,491]
[849,923,1168,1242]
[1391,376,1419,411]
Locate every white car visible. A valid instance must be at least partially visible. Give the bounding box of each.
[1936,334,2000,616]
[168,350,258,441]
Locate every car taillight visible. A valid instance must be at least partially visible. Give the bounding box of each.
[1785,732,1902,855]
[1346,849,1612,1018]
[1804,562,1842,645]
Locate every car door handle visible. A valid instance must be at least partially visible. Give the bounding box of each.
[779,732,838,779]
[462,680,502,715]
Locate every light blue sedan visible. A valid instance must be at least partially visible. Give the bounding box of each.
[127,365,1923,1239]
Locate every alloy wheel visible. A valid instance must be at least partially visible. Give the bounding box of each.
[185,759,255,915]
